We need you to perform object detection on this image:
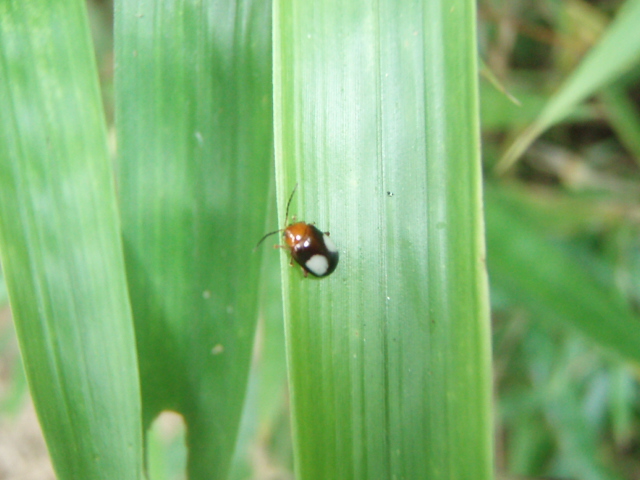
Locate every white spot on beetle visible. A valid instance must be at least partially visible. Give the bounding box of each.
[306,254,329,276]
[323,234,338,253]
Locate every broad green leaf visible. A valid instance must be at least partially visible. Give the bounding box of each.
[498,0,640,171]
[114,0,273,478]
[273,0,493,479]
[0,1,143,479]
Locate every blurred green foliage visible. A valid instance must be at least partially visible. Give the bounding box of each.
[481,0,640,479]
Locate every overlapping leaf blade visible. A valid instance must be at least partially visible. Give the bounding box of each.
[115,0,273,478]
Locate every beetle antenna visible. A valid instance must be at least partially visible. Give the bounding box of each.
[284,183,298,226]
[254,183,298,251]
[254,229,283,251]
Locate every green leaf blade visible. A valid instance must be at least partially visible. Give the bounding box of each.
[115,0,273,478]
[274,1,493,479]
[0,1,143,479]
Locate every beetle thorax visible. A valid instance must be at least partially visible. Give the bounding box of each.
[283,222,310,249]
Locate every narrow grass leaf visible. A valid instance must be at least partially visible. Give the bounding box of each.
[0,269,8,308]
[498,0,640,172]
[115,0,273,478]
[0,1,143,478]
[274,0,493,479]
[485,187,640,363]
[600,84,640,164]
[230,232,289,480]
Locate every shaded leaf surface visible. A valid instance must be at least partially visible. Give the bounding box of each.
[115,0,273,478]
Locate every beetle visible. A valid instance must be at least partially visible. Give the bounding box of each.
[256,184,339,278]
